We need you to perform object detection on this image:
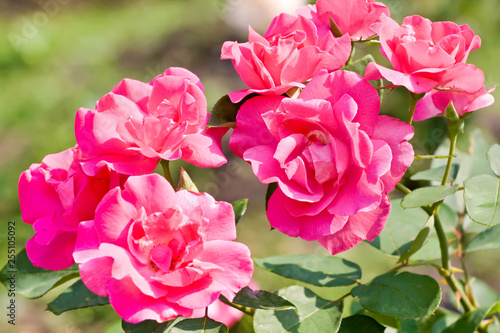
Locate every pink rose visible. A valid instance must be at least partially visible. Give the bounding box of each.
[414,85,495,121]
[73,174,253,323]
[315,0,390,41]
[18,146,127,270]
[365,15,484,94]
[221,12,351,102]
[229,70,414,254]
[75,67,228,176]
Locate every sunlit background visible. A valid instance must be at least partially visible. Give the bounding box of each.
[1,0,499,332]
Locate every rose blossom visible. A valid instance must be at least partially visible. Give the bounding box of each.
[315,0,390,41]
[73,174,253,323]
[221,11,351,102]
[229,70,414,254]
[18,146,127,270]
[75,67,228,176]
[365,15,484,94]
[414,85,495,121]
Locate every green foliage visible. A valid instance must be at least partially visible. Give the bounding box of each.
[368,199,455,260]
[168,318,227,333]
[176,167,199,192]
[209,94,256,126]
[464,224,500,253]
[219,286,296,311]
[47,279,109,315]
[265,183,278,211]
[441,306,491,333]
[338,315,385,333]
[487,144,500,177]
[253,286,343,333]
[254,254,361,287]
[231,199,248,225]
[401,185,459,209]
[464,175,500,226]
[398,215,435,263]
[123,317,227,333]
[122,319,173,333]
[0,249,79,299]
[351,272,441,319]
[343,54,384,99]
[411,164,460,182]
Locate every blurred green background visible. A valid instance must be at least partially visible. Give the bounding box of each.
[0,0,499,332]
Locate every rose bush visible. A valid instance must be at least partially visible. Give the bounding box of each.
[365,15,484,94]
[18,146,128,270]
[75,67,228,176]
[229,70,414,254]
[73,174,253,323]
[221,11,351,102]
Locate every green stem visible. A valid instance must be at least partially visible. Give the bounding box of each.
[457,211,477,308]
[433,214,450,272]
[346,42,355,65]
[160,160,174,188]
[430,127,476,313]
[441,133,458,186]
[222,302,255,316]
[406,93,419,124]
[395,182,411,196]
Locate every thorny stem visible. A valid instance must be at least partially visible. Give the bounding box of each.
[431,127,475,313]
[395,136,476,313]
[457,211,478,308]
[160,159,175,188]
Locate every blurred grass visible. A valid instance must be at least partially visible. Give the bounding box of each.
[0,0,499,332]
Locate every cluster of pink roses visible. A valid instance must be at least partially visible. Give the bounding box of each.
[19,68,253,324]
[18,0,495,326]
[221,0,493,253]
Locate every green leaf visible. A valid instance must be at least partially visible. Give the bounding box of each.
[368,199,455,261]
[47,279,109,315]
[168,318,227,333]
[442,306,491,333]
[122,319,174,333]
[351,272,441,319]
[401,185,459,209]
[410,164,460,182]
[343,54,383,99]
[209,94,255,126]
[487,144,500,177]
[0,248,79,299]
[464,224,500,253]
[343,54,375,77]
[464,174,500,227]
[231,199,248,225]
[254,254,361,287]
[265,183,278,211]
[230,314,253,333]
[338,315,385,333]
[176,166,199,192]
[253,286,343,333]
[398,215,435,263]
[220,287,296,311]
